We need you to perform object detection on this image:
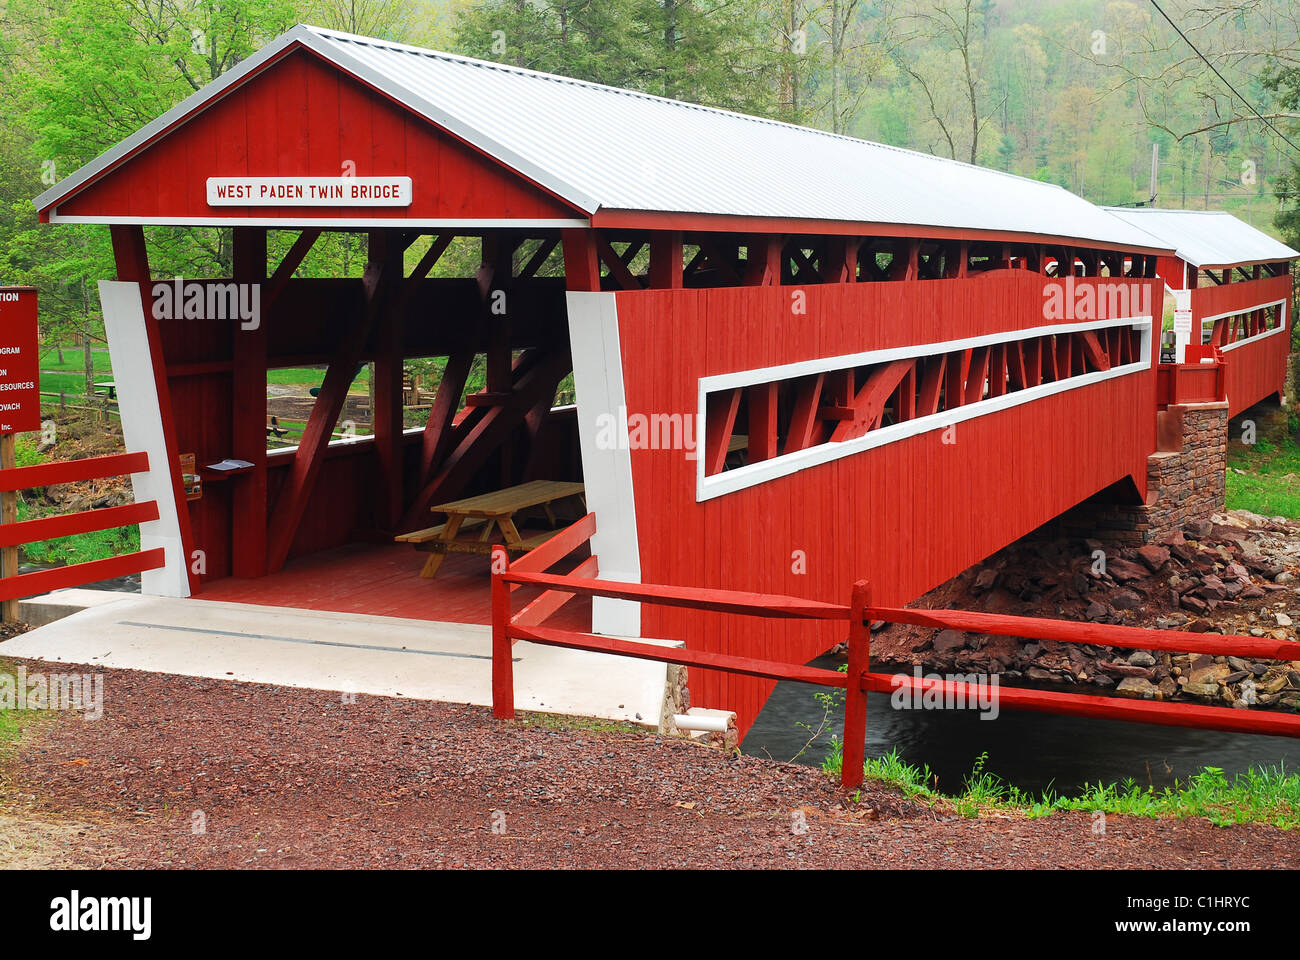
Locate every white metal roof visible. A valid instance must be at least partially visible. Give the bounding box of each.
[1102,207,1297,268]
[37,24,1171,252]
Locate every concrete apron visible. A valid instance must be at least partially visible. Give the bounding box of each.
[1,593,679,728]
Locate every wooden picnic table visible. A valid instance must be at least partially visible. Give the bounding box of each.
[395,479,586,579]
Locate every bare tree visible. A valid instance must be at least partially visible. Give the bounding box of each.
[894,0,993,164]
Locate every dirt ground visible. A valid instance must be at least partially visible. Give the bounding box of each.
[0,661,1295,869]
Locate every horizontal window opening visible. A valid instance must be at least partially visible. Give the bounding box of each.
[699,319,1150,496]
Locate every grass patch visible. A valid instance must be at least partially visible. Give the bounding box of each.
[13,434,45,468]
[514,711,643,735]
[37,348,112,374]
[267,366,370,387]
[38,372,93,396]
[16,497,141,566]
[13,463,141,566]
[822,743,1300,828]
[0,658,54,758]
[1226,431,1300,518]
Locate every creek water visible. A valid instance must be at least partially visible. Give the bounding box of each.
[742,655,1300,796]
[19,562,142,595]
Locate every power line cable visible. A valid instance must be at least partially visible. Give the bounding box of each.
[1148,0,1300,156]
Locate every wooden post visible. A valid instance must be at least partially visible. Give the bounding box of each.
[372,232,409,531]
[0,433,16,622]
[491,544,514,719]
[232,227,268,578]
[841,579,871,790]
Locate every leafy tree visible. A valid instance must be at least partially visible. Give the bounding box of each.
[452,0,780,114]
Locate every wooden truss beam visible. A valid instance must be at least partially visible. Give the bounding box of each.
[266,232,394,571]
[830,359,915,442]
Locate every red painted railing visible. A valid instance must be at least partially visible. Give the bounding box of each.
[489,566,1300,790]
[1155,346,1226,409]
[0,451,165,603]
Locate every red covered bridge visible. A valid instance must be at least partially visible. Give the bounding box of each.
[1106,206,1295,417]
[28,25,1296,736]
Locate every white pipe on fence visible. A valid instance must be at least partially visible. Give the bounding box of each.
[672,714,730,734]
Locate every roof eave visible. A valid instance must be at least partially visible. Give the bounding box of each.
[1186,256,1297,271]
[591,208,1176,256]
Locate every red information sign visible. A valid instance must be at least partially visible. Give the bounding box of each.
[0,287,40,434]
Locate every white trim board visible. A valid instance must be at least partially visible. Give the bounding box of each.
[1199,298,1289,353]
[697,315,1153,502]
[47,212,588,229]
[1198,297,1287,327]
[1220,324,1289,352]
[567,291,642,637]
[98,281,191,597]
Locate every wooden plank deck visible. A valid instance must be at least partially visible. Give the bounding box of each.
[198,541,592,630]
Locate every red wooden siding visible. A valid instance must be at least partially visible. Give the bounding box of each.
[613,272,1160,734]
[1191,275,1292,417]
[55,50,583,223]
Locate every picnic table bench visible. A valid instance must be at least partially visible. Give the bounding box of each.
[395,479,587,578]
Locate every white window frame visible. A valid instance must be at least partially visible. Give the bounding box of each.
[697,314,1153,502]
[1199,298,1289,352]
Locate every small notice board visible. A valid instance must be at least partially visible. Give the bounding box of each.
[1172,289,1193,364]
[0,287,40,434]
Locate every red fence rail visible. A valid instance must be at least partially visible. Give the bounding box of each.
[490,562,1300,790]
[0,451,165,604]
[1155,347,1226,409]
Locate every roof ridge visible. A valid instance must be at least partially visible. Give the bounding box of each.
[307,24,1074,195]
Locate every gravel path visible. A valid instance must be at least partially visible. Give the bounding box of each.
[2,660,1296,869]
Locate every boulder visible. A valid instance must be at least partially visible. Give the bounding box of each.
[1116,677,1158,700]
[1188,662,1232,685]
[1106,558,1149,582]
[1181,681,1222,700]
[932,629,968,653]
[1135,545,1170,572]
[1223,562,1250,582]
[1110,589,1142,611]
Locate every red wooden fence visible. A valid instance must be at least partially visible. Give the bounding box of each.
[490,553,1300,789]
[0,451,165,604]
